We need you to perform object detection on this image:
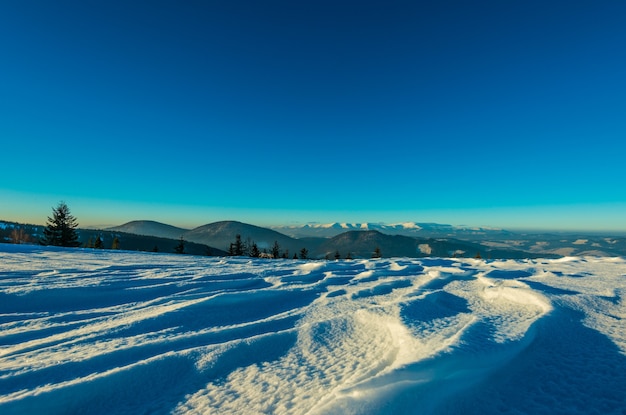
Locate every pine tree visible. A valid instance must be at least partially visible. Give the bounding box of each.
[94,236,103,249]
[299,247,308,260]
[234,234,244,256]
[250,242,260,258]
[41,202,80,247]
[174,237,185,254]
[271,241,280,259]
[111,237,120,250]
[334,250,341,260]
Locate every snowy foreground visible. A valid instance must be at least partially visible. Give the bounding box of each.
[1,245,626,415]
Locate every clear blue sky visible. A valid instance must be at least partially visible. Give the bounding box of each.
[1,1,625,231]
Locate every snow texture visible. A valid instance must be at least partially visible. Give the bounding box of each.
[1,245,625,414]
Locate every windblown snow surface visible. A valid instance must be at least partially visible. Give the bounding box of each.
[1,245,625,414]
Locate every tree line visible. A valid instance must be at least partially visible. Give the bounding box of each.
[224,234,381,260]
[227,234,309,259]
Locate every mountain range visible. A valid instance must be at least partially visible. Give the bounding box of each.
[272,222,626,258]
[104,220,547,259]
[269,222,514,239]
[108,220,320,257]
[106,220,626,259]
[3,219,626,259]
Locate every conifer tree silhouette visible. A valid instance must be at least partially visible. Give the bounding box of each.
[41,202,80,247]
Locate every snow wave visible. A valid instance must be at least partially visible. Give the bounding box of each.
[1,245,625,414]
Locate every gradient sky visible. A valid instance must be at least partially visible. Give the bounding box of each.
[1,1,625,231]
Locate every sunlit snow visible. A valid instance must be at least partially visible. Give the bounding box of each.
[1,245,625,414]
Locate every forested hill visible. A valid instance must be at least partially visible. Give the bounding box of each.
[0,220,225,256]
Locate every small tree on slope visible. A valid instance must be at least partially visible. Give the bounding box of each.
[94,235,104,249]
[271,241,280,259]
[299,247,308,260]
[174,237,186,254]
[41,202,80,247]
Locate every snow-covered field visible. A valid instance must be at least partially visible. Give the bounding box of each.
[1,245,625,414]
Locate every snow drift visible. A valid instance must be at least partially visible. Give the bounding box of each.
[1,245,625,414]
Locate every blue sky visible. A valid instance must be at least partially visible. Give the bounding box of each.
[1,1,625,231]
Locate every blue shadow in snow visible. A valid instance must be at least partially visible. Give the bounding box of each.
[435,307,626,414]
[0,330,297,415]
[351,280,412,300]
[326,289,347,298]
[401,291,470,325]
[486,270,532,280]
[523,280,579,296]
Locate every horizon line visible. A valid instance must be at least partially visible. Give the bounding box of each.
[4,217,626,236]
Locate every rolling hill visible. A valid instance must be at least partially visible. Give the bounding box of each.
[0,220,225,256]
[107,220,189,239]
[183,221,308,255]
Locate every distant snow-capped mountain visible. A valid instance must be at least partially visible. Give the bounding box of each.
[271,222,509,239]
[302,222,422,231]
